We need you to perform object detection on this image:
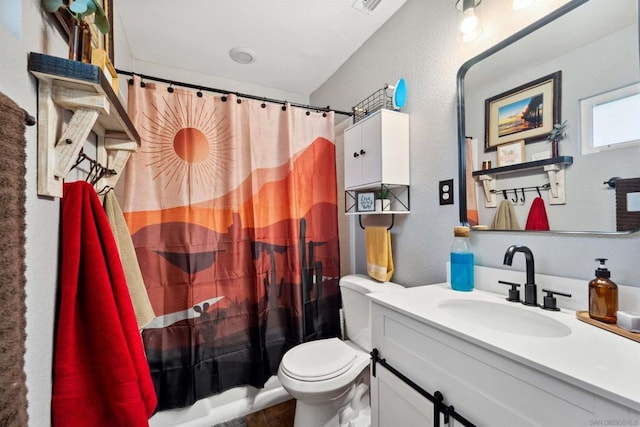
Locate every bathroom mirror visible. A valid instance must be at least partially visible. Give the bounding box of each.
[457,0,640,233]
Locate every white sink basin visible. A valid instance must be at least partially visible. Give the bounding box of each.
[438,299,572,338]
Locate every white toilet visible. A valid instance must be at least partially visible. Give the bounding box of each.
[277,274,404,427]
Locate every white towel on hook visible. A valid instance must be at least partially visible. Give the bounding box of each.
[491,199,521,230]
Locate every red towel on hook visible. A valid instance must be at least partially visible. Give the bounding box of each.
[52,181,157,426]
[525,196,550,231]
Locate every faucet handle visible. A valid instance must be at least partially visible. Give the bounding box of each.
[498,280,521,302]
[540,289,572,311]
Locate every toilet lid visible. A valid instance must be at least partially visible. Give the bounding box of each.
[281,338,357,382]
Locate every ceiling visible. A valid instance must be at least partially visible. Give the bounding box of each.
[116,0,409,96]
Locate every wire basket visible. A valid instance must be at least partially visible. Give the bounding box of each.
[352,85,394,124]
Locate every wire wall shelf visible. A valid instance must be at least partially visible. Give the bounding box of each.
[345,184,410,215]
[352,85,394,124]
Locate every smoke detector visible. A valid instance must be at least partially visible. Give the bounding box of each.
[352,0,383,14]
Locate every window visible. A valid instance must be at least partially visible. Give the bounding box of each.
[581,83,640,154]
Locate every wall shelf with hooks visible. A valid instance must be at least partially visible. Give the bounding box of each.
[472,156,572,207]
[28,52,140,198]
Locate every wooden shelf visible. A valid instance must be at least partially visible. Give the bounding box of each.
[472,156,573,177]
[473,156,573,207]
[28,52,140,198]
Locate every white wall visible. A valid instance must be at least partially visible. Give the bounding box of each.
[1,3,68,425]
[311,0,640,289]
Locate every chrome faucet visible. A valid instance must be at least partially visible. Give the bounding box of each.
[503,245,537,306]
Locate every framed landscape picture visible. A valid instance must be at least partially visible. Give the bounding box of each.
[484,71,561,152]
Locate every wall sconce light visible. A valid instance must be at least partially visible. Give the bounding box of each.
[456,0,482,42]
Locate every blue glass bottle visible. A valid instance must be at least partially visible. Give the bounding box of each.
[450,226,474,291]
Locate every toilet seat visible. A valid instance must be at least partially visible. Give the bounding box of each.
[281,338,356,382]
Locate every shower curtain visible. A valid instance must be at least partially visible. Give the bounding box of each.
[122,77,341,410]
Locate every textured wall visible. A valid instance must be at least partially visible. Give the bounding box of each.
[1,2,69,425]
[312,0,640,288]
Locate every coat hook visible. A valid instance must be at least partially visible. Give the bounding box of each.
[502,189,508,200]
[167,83,174,93]
[511,189,518,203]
[196,88,203,97]
[536,186,542,198]
[520,188,526,203]
[261,98,266,108]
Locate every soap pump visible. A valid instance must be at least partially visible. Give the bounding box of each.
[588,258,618,323]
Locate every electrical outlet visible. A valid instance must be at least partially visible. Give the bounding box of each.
[439,179,454,205]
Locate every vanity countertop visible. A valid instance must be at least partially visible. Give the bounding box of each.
[368,283,640,412]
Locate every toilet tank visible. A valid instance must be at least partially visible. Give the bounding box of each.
[339,274,404,351]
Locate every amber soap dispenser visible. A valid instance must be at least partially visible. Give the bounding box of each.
[588,258,618,323]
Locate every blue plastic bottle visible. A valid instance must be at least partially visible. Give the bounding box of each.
[450,226,474,291]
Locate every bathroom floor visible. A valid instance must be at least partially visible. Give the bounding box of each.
[213,400,296,427]
[247,399,296,427]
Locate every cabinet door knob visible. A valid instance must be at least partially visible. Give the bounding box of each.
[360,149,366,155]
[353,152,359,158]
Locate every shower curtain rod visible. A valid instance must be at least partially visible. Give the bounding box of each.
[115,69,353,116]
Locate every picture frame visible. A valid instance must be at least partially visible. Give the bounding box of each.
[484,71,561,152]
[91,48,119,94]
[356,191,376,212]
[52,0,114,63]
[497,140,526,167]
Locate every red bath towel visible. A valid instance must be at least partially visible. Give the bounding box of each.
[53,182,157,426]
[525,196,550,231]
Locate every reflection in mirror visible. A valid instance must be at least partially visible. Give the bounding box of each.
[457,0,640,233]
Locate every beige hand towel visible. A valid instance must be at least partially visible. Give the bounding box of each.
[103,191,155,329]
[365,226,394,282]
[491,199,521,231]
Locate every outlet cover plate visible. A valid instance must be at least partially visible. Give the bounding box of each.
[439,179,454,205]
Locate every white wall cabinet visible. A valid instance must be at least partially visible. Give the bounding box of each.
[370,300,640,427]
[344,109,409,190]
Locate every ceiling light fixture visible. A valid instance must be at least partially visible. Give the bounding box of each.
[229,47,257,65]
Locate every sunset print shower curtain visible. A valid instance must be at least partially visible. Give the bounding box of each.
[122,77,340,409]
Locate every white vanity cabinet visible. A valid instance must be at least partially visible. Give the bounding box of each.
[343,109,409,190]
[369,291,640,427]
